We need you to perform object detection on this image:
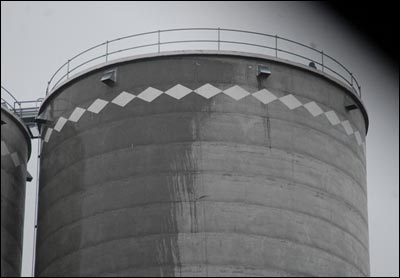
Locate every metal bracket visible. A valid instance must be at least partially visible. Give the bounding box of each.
[345,104,358,111]
[35,112,51,132]
[26,171,33,182]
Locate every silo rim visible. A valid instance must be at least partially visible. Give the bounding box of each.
[1,106,32,160]
[39,50,369,134]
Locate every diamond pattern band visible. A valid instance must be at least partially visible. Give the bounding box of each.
[41,84,366,151]
[1,140,23,167]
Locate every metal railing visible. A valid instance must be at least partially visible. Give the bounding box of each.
[46,28,361,97]
[1,85,43,124]
[1,85,20,112]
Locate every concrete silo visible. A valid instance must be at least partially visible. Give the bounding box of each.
[35,49,369,276]
[1,106,31,277]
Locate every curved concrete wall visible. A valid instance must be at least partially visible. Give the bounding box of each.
[1,107,31,277]
[36,52,369,277]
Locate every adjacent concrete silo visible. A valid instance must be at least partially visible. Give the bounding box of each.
[1,106,31,277]
[35,51,369,277]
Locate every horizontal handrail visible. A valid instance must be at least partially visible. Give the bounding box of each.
[1,85,19,103]
[1,85,43,121]
[108,43,160,56]
[45,28,362,98]
[1,85,22,113]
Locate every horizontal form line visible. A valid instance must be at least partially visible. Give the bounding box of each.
[37,199,369,257]
[0,226,23,258]
[40,140,367,197]
[36,231,367,277]
[42,108,366,168]
[0,169,27,196]
[85,262,311,278]
[0,257,21,276]
[0,195,25,217]
[40,169,368,232]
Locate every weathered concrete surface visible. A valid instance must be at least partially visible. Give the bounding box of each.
[1,107,31,277]
[36,53,369,277]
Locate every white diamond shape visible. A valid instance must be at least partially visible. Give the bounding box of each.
[354,131,362,145]
[69,107,86,122]
[303,101,324,117]
[87,99,109,114]
[1,141,10,156]
[279,94,302,110]
[223,85,250,100]
[324,110,340,126]
[10,152,20,167]
[194,83,221,99]
[165,84,192,99]
[44,128,53,143]
[54,117,68,132]
[341,120,354,135]
[252,89,277,104]
[111,91,136,107]
[137,87,163,102]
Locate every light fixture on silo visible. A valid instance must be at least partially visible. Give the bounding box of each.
[101,69,117,86]
[308,62,317,69]
[257,65,271,79]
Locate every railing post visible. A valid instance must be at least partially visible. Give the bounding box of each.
[158,30,161,53]
[18,102,23,118]
[350,73,353,86]
[46,81,50,96]
[14,101,21,117]
[358,85,361,98]
[67,59,70,78]
[275,35,278,58]
[321,51,324,72]
[218,28,220,51]
[105,40,109,62]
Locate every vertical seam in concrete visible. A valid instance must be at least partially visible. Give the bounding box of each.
[265,104,272,150]
[197,111,209,277]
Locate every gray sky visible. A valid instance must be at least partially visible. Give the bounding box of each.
[1,1,398,277]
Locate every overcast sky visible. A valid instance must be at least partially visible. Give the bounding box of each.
[1,2,399,277]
